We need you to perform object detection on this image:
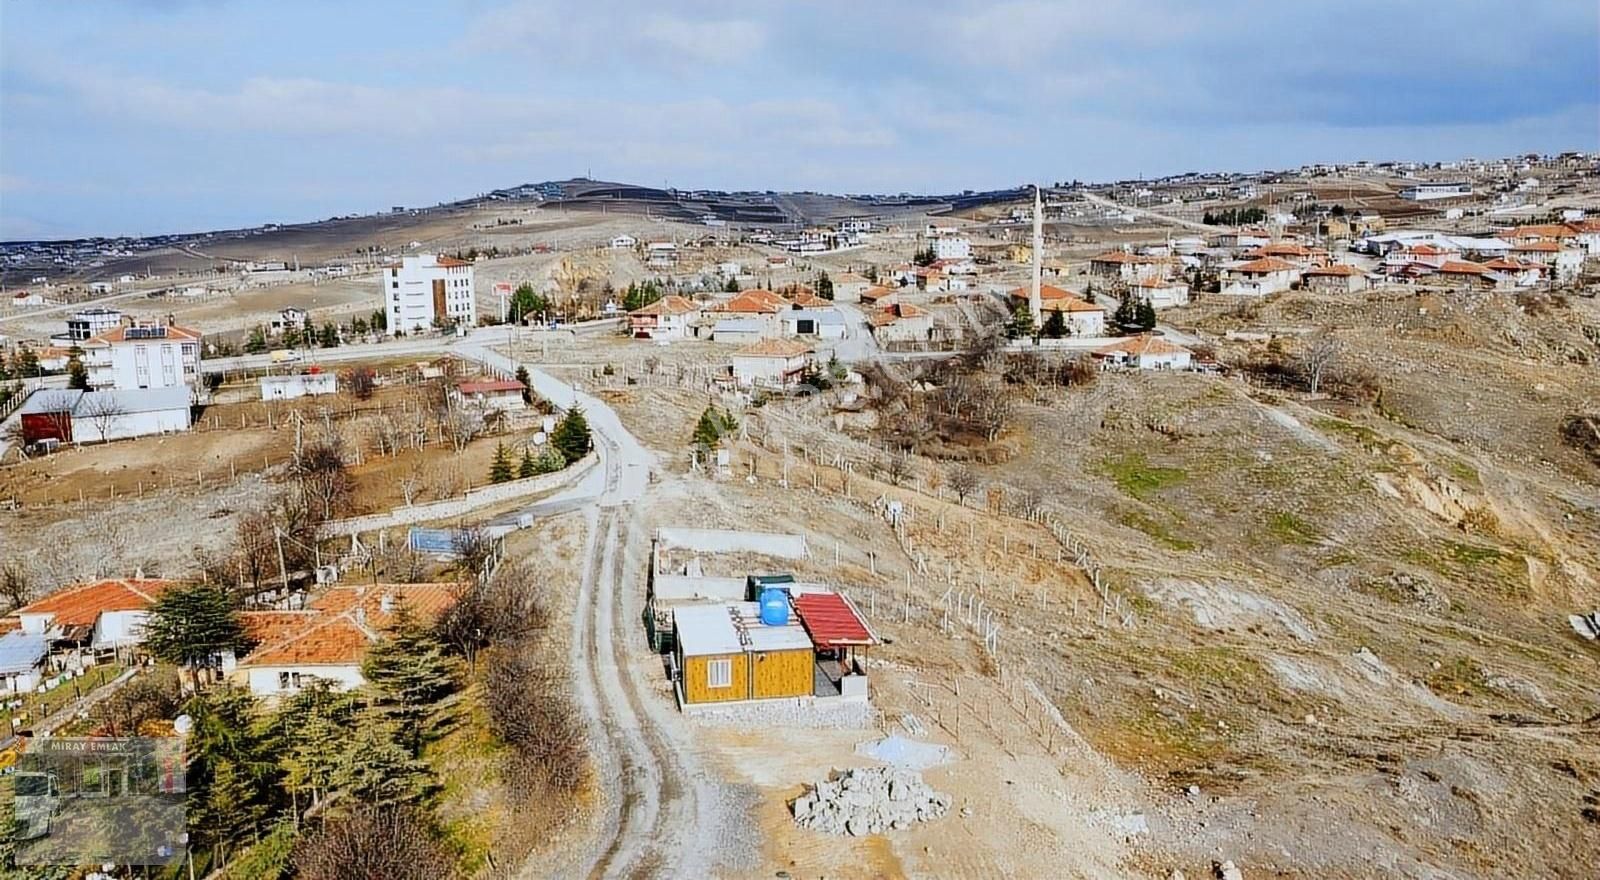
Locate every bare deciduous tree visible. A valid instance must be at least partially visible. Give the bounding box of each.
[884,448,913,486]
[1299,332,1346,396]
[293,806,458,880]
[0,558,34,612]
[344,366,377,401]
[293,436,353,520]
[947,465,980,506]
[77,392,128,444]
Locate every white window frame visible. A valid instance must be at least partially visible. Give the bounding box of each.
[707,657,732,689]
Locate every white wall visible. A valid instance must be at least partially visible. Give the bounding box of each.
[72,406,191,444]
[244,664,364,698]
[94,609,151,648]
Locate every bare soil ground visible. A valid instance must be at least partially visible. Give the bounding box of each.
[586,284,1600,878]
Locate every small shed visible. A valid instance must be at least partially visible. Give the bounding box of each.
[674,605,749,705]
[0,631,48,695]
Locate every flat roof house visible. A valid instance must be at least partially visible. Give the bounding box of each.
[731,339,814,388]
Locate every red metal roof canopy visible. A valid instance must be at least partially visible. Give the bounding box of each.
[793,592,876,649]
[457,379,525,394]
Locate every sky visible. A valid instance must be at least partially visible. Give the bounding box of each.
[2,0,1597,240]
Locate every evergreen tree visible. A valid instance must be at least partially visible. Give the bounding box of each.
[827,353,847,381]
[272,681,356,816]
[319,322,340,348]
[723,275,740,292]
[1135,301,1158,331]
[16,346,41,378]
[66,355,89,390]
[335,712,430,806]
[0,351,10,381]
[533,445,566,474]
[1113,296,1139,331]
[198,757,267,866]
[488,442,513,483]
[282,326,303,349]
[517,445,536,478]
[1006,304,1035,340]
[371,308,388,332]
[245,326,269,354]
[184,686,273,869]
[1041,308,1067,339]
[550,408,592,462]
[361,603,452,754]
[515,365,532,403]
[351,316,369,336]
[143,583,247,692]
[692,407,723,450]
[816,271,834,300]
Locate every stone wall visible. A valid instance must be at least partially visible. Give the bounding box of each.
[319,452,598,536]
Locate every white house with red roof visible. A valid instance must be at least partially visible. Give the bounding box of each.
[82,320,203,391]
[11,578,177,650]
[230,583,458,698]
[1128,277,1192,309]
[628,295,702,339]
[382,253,476,335]
[1221,257,1301,296]
[1301,264,1371,294]
[1094,334,1193,370]
[452,376,527,412]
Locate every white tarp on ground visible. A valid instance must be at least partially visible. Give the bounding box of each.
[654,528,808,559]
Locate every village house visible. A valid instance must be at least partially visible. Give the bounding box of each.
[1431,260,1499,290]
[627,294,702,339]
[80,321,202,391]
[731,339,814,388]
[857,285,897,307]
[1128,277,1192,309]
[11,578,177,653]
[779,308,847,340]
[1088,250,1158,282]
[269,307,308,336]
[711,289,789,341]
[1221,257,1301,296]
[1483,257,1545,287]
[1005,283,1081,313]
[260,370,338,401]
[830,272,872,301]
[1094,334,1193,370]
[711,317,768,345]
[230,583,458,698]
[452,377,528,412]
[20,387,194,446]
[1249,242,1328,267]
[1301,264,1372,294]
[645,242,679,268]
[10,290,49,308]
[867,303,935,344]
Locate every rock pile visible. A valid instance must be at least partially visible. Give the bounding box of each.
[791,767,951,836]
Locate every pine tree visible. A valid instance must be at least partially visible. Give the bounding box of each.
[371,308,388,332]
[143,583,247,692]
[361,603,452,754]
[319,322,340,348]
[245,326,269,354]
[274,682,356,815]
[816,271,834,300]
[517,445,536,478]
[692,406,723,450]
[550,408,592,463]
[1042,308,1067,339]
[66,356,89,390]
[1136,301,1158,331]
[198,758,266,866]
[16,346,40,378]
[488,442,513,483]
[335,711,430,806]
[723,275,740,292]
[1007,304,1035,339]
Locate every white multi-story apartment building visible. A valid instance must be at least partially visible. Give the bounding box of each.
[381,254,476,335]
[933,236,971,260]
[82,320,203,391]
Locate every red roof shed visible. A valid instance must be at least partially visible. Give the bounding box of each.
[793,592,877,649]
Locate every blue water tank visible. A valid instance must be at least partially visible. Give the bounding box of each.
[758,588,790,626]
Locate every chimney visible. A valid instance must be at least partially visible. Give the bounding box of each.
[355,607,366,628]
[379,593,394,614]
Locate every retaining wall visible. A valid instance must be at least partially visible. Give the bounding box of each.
[319,452,598,536]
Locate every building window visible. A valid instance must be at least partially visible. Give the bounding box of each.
[278,672,290,689]
[707,658,732,689]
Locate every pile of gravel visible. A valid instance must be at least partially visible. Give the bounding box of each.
[791,766,951,836]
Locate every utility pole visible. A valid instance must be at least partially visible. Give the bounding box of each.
[275,526,290,591]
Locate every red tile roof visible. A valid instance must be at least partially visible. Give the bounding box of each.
[629,294,699,317]
[86,325,202,345]
[1512,241,1560,253]
[734,339,814,358]
[240,583,459,668]
[1303,264,1364,276]
[717,289,789,314]
[1095,333,1191,357]
[859,286,897,302]
[793,592,876,649]
[15,579,176,627]
[1233,257,1298,274]
[435,255,472,267]
[1007,284,1076,302]
[1437,260,1492,275]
